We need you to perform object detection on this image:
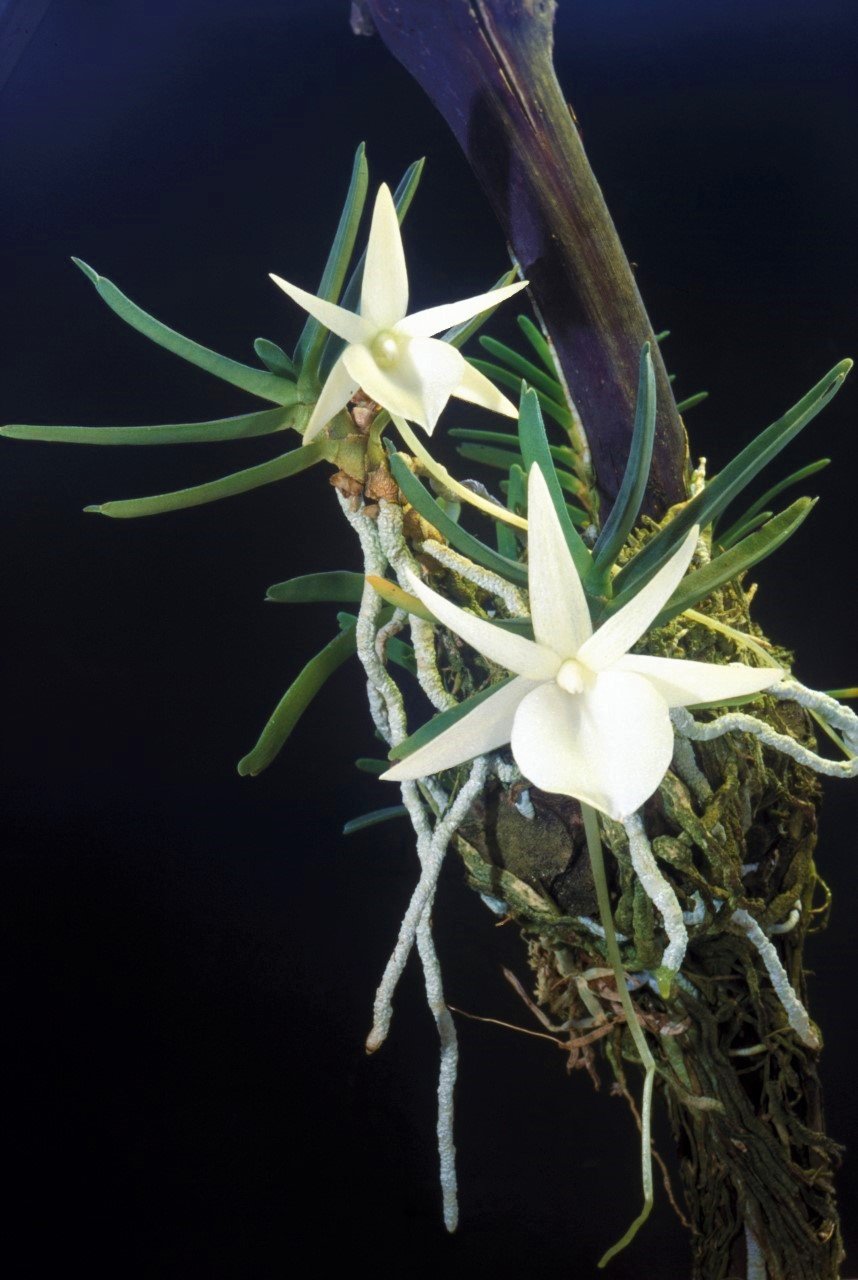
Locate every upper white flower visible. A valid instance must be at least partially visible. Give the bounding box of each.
[383,465,783,819]
[271,183,527,442]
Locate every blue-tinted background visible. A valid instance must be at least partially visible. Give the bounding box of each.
[1,1,856,1275]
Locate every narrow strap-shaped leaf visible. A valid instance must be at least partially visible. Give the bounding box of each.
[441,269,518,348]
[516,315,557,376]
[717,456,830,543]
[319,157,425,377]
[517,386,591,576]
[649,498,817,629]
[674,390,708,414]
[86,438,327,518]
[388,677,515,763]
[294,142,369,375]
[456,442,523,471]
[450,428,580,470]
[389,450,528,584]
[717,510,773,551]
[496,461,524,560]
[590,344,656,580]
[343,805,409,836]
[355,757,389,774]
[254,338,296,377]
[237,621,357,776]
[1,406,296,447]
[614,360,850,600]
[479,334,565,402]
[467,357,572,428]
[71,258,298,405]
[265,570,365,604]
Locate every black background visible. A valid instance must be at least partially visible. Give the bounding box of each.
[2,1,857,1275]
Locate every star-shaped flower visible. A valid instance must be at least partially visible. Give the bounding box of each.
[271,183,527,442]
[383,465,783,819]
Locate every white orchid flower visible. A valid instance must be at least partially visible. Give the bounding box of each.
[270,183,527,442]
[383,465,783,820]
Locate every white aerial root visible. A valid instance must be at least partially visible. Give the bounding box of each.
[623,812,688,976]
[730,908,818,1048]
[745,1223,767,1280]
[377,501,456,711]
[770,677,858,754]
[338,492,476,1230]
[672,735,713,804]
[421,538,529,617]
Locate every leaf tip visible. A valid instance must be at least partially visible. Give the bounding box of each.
[83,503,103,514]
[71,256,99,283]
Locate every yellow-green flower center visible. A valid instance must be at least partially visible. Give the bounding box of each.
[370,330,400,368]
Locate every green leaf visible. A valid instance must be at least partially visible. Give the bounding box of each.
[85,438,327,518]
[517,386,591,577]
[1,406,297,447]
[265,570,364,604]
[717,456,830,543]
[496,461,524,560]
[456,442,523,471]
[590,344,656,582]
[389,450,528,584]
[450,428,579,470]
[441,269,519,348]
[319,157,425,376]
[388,677,515,763]
[71,258,298,405]
[674,391,708,414]
[254,338,296,377]
[516,315,558,376]
[467,358,572,428]
[355,757,389,774]
[294,142,369,375]
[478,335,565,403]
[343,805,409,836]
[651,498,817,629]
[237,621,357,776]
[717,510,773,551]
[613,360,850,602]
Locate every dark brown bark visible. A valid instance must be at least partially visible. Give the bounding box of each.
[358,0,689,518]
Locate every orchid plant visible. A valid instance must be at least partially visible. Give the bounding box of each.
[3,143,856,1272]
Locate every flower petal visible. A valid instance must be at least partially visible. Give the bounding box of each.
[404,569,561,680]
[381,676,539,781]
[343,337,465,433]
[527,464,593,656]
[613,654,784,708]
[302,354,359,443]
[396,281,528,338]
[269,274,371,345]
[451,361,519,418]
[577,525,699,672]
[360,183,409,329]
[509,672,674,820]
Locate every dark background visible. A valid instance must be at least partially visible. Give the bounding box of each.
[1,1,857,1275]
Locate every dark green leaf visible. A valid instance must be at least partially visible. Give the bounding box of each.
[237,621,356,776]
[254,338,296,377]
[85,439,327,518]
[613,360,850,602]
[717,510,773,550]
[295,143,369,374]
[388,677,515,762]
[1,406,296,447]
[457,442,523,471]
[717,457,831,543]
[343,805,409,836]
[355,757,389,774]
[591,344,656,581]
[517,386,591,576]
[674,391,708,414]
[71,258,298,405]
[266,570,365,604]
[450,428,579,470]
[496,460,524,560]
[467,358,572,428]
[651,498,817,628]
[388,450,528,584]
[516,315,557,376]
[478,335,565,402]
[441,270,518,348]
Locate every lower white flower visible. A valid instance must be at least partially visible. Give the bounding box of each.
[382,464,783,820]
